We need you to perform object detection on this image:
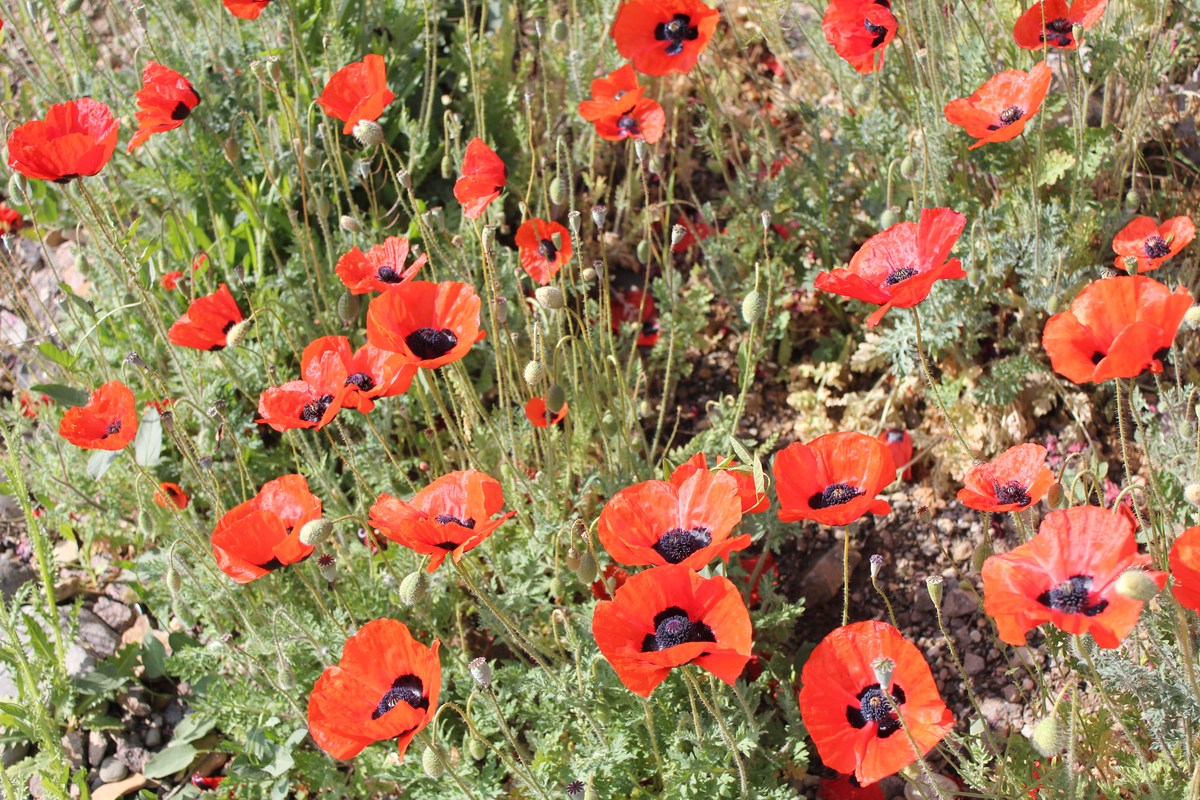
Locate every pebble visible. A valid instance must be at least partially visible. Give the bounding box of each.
[65,643,95,679]
[942,587,978,618]
[799,540,861,606]
[87,730,108,767]
[964,653,986,676]
[61,731,84,769]
[0,556,35,601]
[143,726,162,748]
[75,609,121,659]
[98,756,128,783]
[92,597,135,633]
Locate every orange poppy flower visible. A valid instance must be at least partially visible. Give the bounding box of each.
[944,62,1052,150]
[799,621,953,786]
[308,619,440,761]
[168,284,244,351]
[822,0,897,74]
[1111,215,1195,273]
[1168,527,1200,612]
[257,351,352,432]
[1042,275,1192,384]
[366,280,484,369]
[813,207,967,326]
[592,564,752,696]
[127,62,201,152]
[6,98,119,183]
[335,236,427,295]
[0,203,23,235]
[515,219,573,284]
[154,482,189,510]
[300,336,414,413]
[317,54,395,135]
[598,466,748,569]
[59,381,138,451]
[370,470,516,572]
[981,505,1166,648]
[670,453,769,514]
[1013,0,1107,50]
[210,474,321,583]
[774,432,895,526]
[223,0,270,19]
[160,270,184,290]
[611,0,720,76]
[453,138,506,219]
[524,397,568,428]
[957,443,1054,513]
[878,429,913,482]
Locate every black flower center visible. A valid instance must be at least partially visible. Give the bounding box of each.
[435,513,476,528]
[885,429,906,443]
[299,394,335,423]
[405,327,458,360]
[372,674,428,720]
[864,18,889,48]
[809,482,864,509]
[1046,18,1073,33]
[103,420,123,438]
[1091,350,1105,365]
[377,265,404,283]
[538,239,559,263]
[847,683,907,738]
[884,267,917,286]
[654,14,699,56]
[53,173,81,185]
[652,526,713,564]
[345,372,376,392]
[170,101,192,121]
[1037,574,1108,616]
[993,480,1032,507]
[641,607,716,652]
[617,115,640,135]
[988,106,1025,130]
[1040,18,1074,46]
[1143,235,1170,259]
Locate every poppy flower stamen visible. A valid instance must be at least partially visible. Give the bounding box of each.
[537,239,559,263]
[1042,18,1073,46]
[345,372,376,392]
[992,480,1032,508]
[655,14,700,56]
[300,395,336,423]
[884,266,918,286]
[434,513,476,528]
[653,526,714,564]
[171,102,192,121]
[1143,235,1171,259]
[1037,575,1108,616]
[641,607,716,652]
[863,18,889,46]
[405,327,459,360]
[617,115,641,134]
[54,173,81,185]
[810,482,865,509]
[847,683,908,738]
[373,674,428,719]
[989,106,1025,130]
[103,420,123,437]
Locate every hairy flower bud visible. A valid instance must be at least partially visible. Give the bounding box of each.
[565,546,582,571]
[1184,307,1200,331]
[535,286,565,310]
[1115,570,1160,602]
[353,120,384,148]
[574,552,597,584]
[1046,482,1064,508]
[302,145,321,170]
[546,384,567,414]
[742,290,765,324]
[636,240,650,264]
[399,570,429,605]
[549,177,566,206]
[899,154,917,180]
[879,207,899,229]
[422,746,444,778]
[225,319,252,349]
[972,541,994,573]
[339,215,361,233]
[223,136,240,164]
[468,736,486,760]
[850,84,870,107]
[299,518,333,546]
[1123,189,1140,212]
[338,291,361,325]
[1030,715,1062,757]
[524,361,544,387]
[469,657,493,688]
[551,18,568,42]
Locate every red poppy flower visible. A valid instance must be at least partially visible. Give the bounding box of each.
[370,470,516,572]
[453,138,506,219]
[1013,0,1107,50]
[160,270,183,290]
[19,392,51,419]
[1042,275,1192,384]
[515,219,573,284]
[818,773,886,800]
[799,621,953,786]
[524,397,568,428]
[300,336,414,413]
[813,207,967,326]
[670,453,769,514]
[598,466,748,570]
[739,552,779,607]
[1111,215,1195,273]
[257,351,352,432]
[154,482,189,510]
[191,252,207,272]
[878,429,913,482]
[822,0,897,74]
[1169,527,1200,612]
[592,564,753,696]
[223,0,270,18]
[579,65,665,143]
[168,284,244,351]
[317,54,395,135]
[0,203,23,235]
[366,280,484,370]
[592,564,630,601]
[957,443,1054,513]
[335,236,427,295]
[147,398,175,413]
[982,505,1166,648]
[611,0,720,76]
[774,432,895,526]
[612,286,661,347]
[210,474,321,583]
[944,62,1052,150]
[578,65,646,121]
[190,773,225,790]
[6,98,119,183]
[308,619,440,760]
[59,381,138,451]
[127,62,201,152]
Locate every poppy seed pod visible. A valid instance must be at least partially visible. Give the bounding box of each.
[742,290,765,324]
[299,518,333,546]
[524,361,544,387]
[535,286,565,310]
[546,384,567,414]
[397,169,413,190]
[760,210,772,231]
[551,18,568,41]
[1186,484,1200,507]
[339,215,361,233]
[399,570,429,605]
[1030,715,1062,757]
[924,575,944,607]
[422,746,444,778]
[318,553,337,582]
[567,209,581,234]
[634,139,648,162]
[591,205,607,228]
[1115,570,1161,602]
[870,658,895,692]
[869,554,884,579]
[469,657,493,688]
[574,552,597,584]
[353,120,385,148]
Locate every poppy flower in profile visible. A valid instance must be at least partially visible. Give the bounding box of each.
[6,98,119,183]
[578,64,646,121]
[168,284,245,351]
[59,381,138,451]
[591,563,630,601]
[598,466,748,570]
[611,0,720,76]
[1168,527,1200,612]
[369,470,516,572]
[878,429,913,482]
[300,336,415,414]
[957,443,1054,513]
[453,138,506,219]
[822,0,897,74]
[335,236,427,295]
[524,397,567,428]
[366,280,484,370]
[160,270,184,290]
[1013,0,1107,50]
[127,62,201,152]
[774,432,895,527]
[317,55,396,135]
[257,351,352,432]
[1111,215,1195,273]
[223,0,270,19]
[981,505,1166,648]
[799,621,953,786]
[154,482,189,510]
[19,392,51,419]
[612,285,661,347]
[670,453,769,514]
[578,65,665,143]
[944,62,1052,150]
[0,203,23,235]
[818,773,885,800]
[592,564,752,697]
[211,474,321,583]
[515,219,573,284]
[813,207,967,327]
[1042,275,1192,384]
[308,619,440,761]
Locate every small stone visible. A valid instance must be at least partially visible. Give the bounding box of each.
[143,726,162,748]
[963,653,985,676]
[950,539,974,562]
[942,588,977,618]
[116,744,148,773]
[120,689,152,717]
[99,756,128,782]
[92,597,135,633]
[61,731,84,769]
[979,698,1022,733]
[65,644,95,679]
[799,538,862,606]
[87,731,109,767]
[0,556,34,601]
[75,609,121,659]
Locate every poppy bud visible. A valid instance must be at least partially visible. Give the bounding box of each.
[638,399,653,418]
[591,205,607,228]
[648,156,662,175]
[869,554,884,579]
[1030,714,1062,757]
[634,139,648,163]
[469,656,493,688]
[1115,570,1160,602]
[422,746,444,778]
[250,60,269,81]
[1123,189,1140,211]
[495,297,508,324]
[468,736,486,760]
[222,136,240,163]
[581,267,597,282]
[924,575,944,607]
[742,290,765,324]
[481,225,496,257]
[524,361,544,387]
[315,196,332,218]
[972,542,994,573]
[575,552,597,584]
[760,210,772,231]
[166,563,183,593]
[1183,307,1200,331]
[1186,484,1200,507]
[224,319,252,349]
[353,120,385,148]
[850,84,870,107]
[338,291,361,325]
[302,145,322,170]
[549,575,563,598]
[600,411,617,435]
[546,384,567,414]
[299,518,333,546]
[899,154,917,180]
[879,208,899,228]
[1046,482,1064,508]
[339,215,361,233]
[670,224,687,247]
[549,177,566,206]
[535,286,565,310]
[565,546,582,571]
[399,570,429,605]
[636,240,650,264]
[1046,295,1059,314]
[567,210,581,234]
[318,553,337,582]
[552,18,569,41]
[440,152,454,179]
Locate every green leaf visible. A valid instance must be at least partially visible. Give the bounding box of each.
[31,383,88,408]
[172,715,216,745]
[141,634,167,680]
[36,342,76,369]
[133,409,162,467]
[59,282,96,318]
[141,742,197,779]
[87,449,121,481]
[1038,148,1075,187]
